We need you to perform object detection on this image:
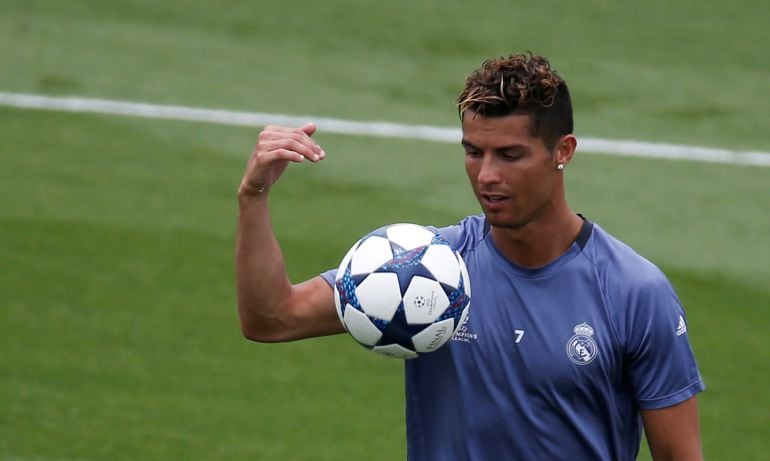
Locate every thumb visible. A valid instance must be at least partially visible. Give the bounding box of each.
[300,122,317,136]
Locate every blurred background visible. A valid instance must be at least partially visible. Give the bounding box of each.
[1,0,768,459]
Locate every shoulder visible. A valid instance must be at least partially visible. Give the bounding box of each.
[585,224,685,343]
[584,224,673,295]
[433,214,487,256]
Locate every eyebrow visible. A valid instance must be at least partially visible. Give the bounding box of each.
[461,139,528,153]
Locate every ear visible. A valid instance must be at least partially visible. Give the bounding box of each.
[554,134,577,167]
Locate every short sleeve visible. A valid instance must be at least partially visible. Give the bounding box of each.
[319,268,336,287]
[434,215,486,256]
[619,270,705,409]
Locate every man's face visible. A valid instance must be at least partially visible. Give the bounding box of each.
[461,110,560,229]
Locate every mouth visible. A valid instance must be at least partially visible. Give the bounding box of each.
[480,193,509,208]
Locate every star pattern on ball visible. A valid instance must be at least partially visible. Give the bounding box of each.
[376,242,436,295]
[334,223,472,358]
[334,265,363,317]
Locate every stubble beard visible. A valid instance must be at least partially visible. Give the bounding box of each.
[485,212,528,230]
[480,194,552,232]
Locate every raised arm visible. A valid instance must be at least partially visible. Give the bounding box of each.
[236,123,344,342]
[641,396,704,461]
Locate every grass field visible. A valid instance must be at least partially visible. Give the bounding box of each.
[2,1,769,460]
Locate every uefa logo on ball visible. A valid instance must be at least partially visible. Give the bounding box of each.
[334,223,471,359]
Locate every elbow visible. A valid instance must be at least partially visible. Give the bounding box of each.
[240,322,266,342]
[241,329,273,343]
[237,305,294,343]
[240,323,286,343]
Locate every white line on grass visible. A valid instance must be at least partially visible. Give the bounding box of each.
[2,91,769,167]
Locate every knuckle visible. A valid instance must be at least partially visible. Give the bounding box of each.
[287,131,303,143]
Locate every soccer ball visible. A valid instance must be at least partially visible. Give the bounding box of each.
[333,223,471,359]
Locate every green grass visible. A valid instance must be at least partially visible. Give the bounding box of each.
[0,109,407,460]
[1,0,769,150]
[2,0,770,459]
[1,107,769,460]
[2,220,405,460]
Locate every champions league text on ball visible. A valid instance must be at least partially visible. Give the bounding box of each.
[332,223,471,358]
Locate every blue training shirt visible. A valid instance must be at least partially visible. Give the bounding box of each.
[322,215,704,460]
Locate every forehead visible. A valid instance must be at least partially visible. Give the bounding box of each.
[460,110,542,149]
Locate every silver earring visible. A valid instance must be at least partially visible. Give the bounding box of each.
[556,164,565,171]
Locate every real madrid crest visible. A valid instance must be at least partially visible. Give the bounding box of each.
[566,323,598,365]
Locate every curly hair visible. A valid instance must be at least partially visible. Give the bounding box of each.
[457,53,573,151]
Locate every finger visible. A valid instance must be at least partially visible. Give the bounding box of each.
[259,147,312,164]
[264,122,317,136]
[261,124,306,133]
[261,124,316,138]
[259,138,323,162]
[259,126,319,146]
[299,122,317,136]
[258,129,324,159]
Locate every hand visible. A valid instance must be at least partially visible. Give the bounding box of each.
[239,123,326,197]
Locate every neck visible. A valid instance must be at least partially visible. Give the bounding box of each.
[490,207,584,268]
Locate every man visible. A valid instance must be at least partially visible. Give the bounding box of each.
[236,53,705,460]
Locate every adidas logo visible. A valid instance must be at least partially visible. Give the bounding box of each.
[676,315,687,336]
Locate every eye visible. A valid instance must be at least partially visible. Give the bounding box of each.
[501,152,521,161]
[464,148,482,158]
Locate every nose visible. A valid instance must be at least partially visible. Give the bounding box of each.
[477,154,501,185]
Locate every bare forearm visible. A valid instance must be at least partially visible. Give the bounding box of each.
[235,123,341,342]
[235,193,294,340]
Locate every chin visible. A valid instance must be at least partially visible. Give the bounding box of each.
[483,212,528,230]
